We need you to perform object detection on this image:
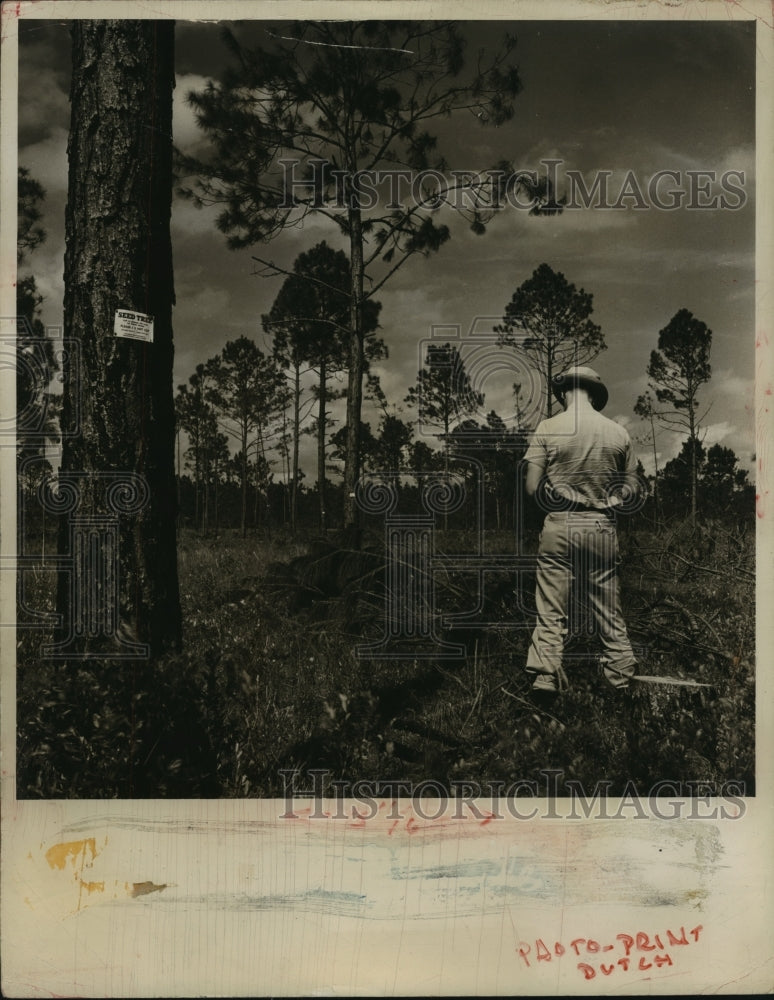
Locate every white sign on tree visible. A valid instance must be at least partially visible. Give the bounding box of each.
[113,309,154,343]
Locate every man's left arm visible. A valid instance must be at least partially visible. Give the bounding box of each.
[608,436,642,510]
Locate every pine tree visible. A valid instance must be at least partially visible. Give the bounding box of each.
[175,368,222,533]
[17,167,46,263]
[637,309,712,522]
[374,413,414,474]
[405,343,484,460]
[496,263,605,418]
[264,241,382,531]
[59,21,181,654]
[179,21,548,531]
[204,337,286,537]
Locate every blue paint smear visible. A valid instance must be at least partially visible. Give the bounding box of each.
[390,860,502,881]
[220,888,372,916]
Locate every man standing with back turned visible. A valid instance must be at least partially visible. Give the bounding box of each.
[523,366,641,703]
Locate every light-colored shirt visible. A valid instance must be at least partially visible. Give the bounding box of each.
[523,406,638,509]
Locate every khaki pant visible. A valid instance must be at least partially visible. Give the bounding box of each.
[526,511,637,691]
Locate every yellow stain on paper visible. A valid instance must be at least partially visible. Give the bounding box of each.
[45,838,99,871]
[79,880,105,895]
[44,838,108,911]
[42,837,169,910]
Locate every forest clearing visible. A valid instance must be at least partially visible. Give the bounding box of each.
[17,505,755,799]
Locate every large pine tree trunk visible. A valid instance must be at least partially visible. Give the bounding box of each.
[57,21,181,655]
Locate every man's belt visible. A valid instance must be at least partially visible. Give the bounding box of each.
[551,499,615,516]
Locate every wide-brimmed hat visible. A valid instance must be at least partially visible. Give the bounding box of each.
[552,366,608,411]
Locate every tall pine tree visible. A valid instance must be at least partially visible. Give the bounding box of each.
[264,241,382,532]
[58,21,181,654]
[179,21,552,532]
[496,263,605,419]
[637,308,712,522]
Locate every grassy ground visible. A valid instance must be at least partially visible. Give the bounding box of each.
[16,514,755,798]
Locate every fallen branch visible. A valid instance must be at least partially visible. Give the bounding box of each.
[667,550,754,581]
[633,675,712,688]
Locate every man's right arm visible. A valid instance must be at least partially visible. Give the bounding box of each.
[615,435,642,507]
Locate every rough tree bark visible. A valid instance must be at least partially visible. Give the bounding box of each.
[57,20,181,655]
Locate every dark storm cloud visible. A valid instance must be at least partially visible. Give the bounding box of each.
[498,21,754,169]
[18,20,71,148]
[14,16,757,475]
[175,20,240,78]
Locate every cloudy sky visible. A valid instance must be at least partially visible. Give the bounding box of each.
[16,16,756,479]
